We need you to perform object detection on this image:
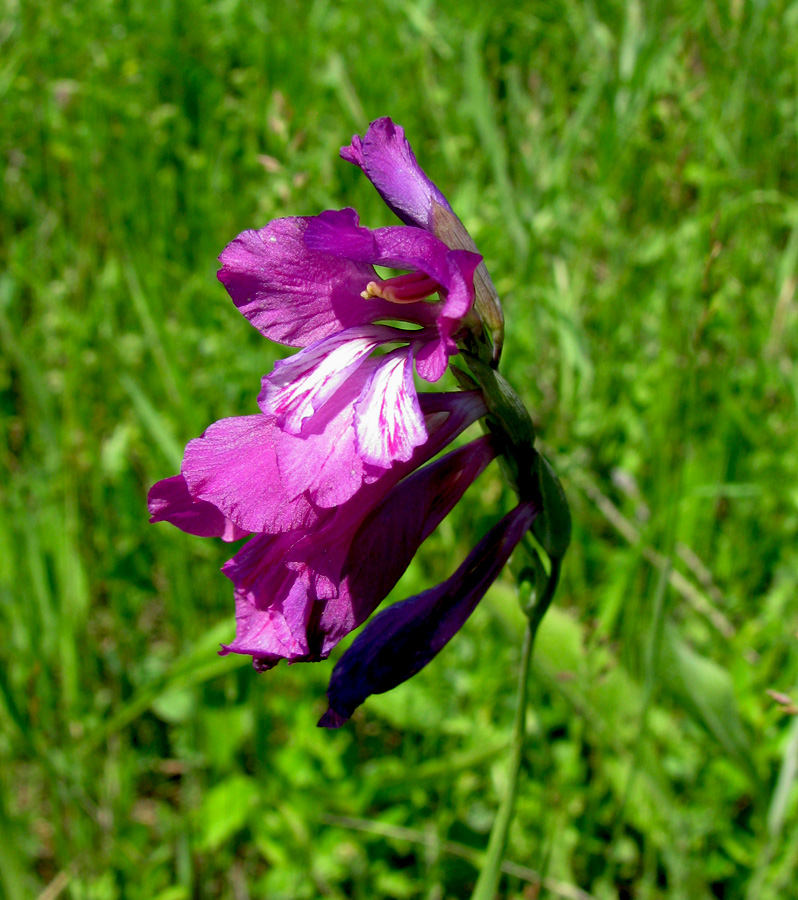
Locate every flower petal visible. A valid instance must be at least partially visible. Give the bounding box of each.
[305,217,468,290]
[181,415,319,534]
[319,501,539,728]
[330,434,497,643]
[219,531,321,665]
[148,474,249,542]
[259,324,403,435]
[218,392,491,669]
[354,348,427,467]
[217,212,403,347]
[274,358,384,507]
[306,435,496,656]
[440,248,483,322]
[340,117,453,231]
[414,247,484,382]
[413,335,453,383]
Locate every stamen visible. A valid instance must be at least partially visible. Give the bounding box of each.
[361,271,440,304]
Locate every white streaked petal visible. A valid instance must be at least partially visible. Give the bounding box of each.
[259,324,400,435]
[354,349,427,467]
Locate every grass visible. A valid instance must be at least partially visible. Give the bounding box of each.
[1,0,797,898]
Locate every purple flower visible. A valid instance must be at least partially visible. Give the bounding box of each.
[219,208,481,470]
[149,118,535,723]
[319,500,540,728]
[217,392,493,667]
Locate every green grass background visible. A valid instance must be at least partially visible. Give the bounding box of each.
[2,0,797,897]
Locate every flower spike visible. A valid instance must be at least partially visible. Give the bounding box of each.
[149,118,557,726]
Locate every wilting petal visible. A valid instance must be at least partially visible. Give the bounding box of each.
[319,501,540,728]
[218,212,406,347]
[147,475,248,542]
[181,415,318,534]
[354,348,427,467]
[259,324,404,435]
[340,117,453,232]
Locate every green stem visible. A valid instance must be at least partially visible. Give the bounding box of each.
[470,559,556,900]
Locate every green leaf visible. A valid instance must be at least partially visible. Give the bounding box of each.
[767,715,798,838]
[195,775,258,852]
[661,627,759,788]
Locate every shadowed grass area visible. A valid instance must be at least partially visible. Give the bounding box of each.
[1,1,797,898]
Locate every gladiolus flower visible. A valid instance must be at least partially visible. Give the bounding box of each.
[149,118,540,724]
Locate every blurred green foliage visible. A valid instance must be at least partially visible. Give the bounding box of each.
[1,0,797,898]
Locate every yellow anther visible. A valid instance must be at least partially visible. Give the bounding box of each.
[360,281,384,300]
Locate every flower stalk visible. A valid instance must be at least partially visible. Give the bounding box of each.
[470,554,562,900]
[470,616,535,900]
[147,113,574,893]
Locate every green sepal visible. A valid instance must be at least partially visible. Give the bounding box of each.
[457,353,537,497]
[517,554,550,619]
[531,455,571,560]
[450,364,480,393]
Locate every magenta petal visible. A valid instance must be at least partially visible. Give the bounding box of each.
[274,359,384,507]
[215,392,490,671]
[339,133,365,168]
[314,435,496,656]
[148,475,249,542]
[220,532,322,665]
[414,247,484,382]
[367,228,453,284]
[440,248,482,321]
[319,501,540,728]
[414,336,452,383]
[306,218,455,288]
[301,208,379,263]
[181,415,319,534]
[222,507,356,668]
[416,248,484,381]
[340,117,453,231]
[343,435,497,623]
[354,349,427,467]
[259,323,403,435]
[217,213,399,347]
